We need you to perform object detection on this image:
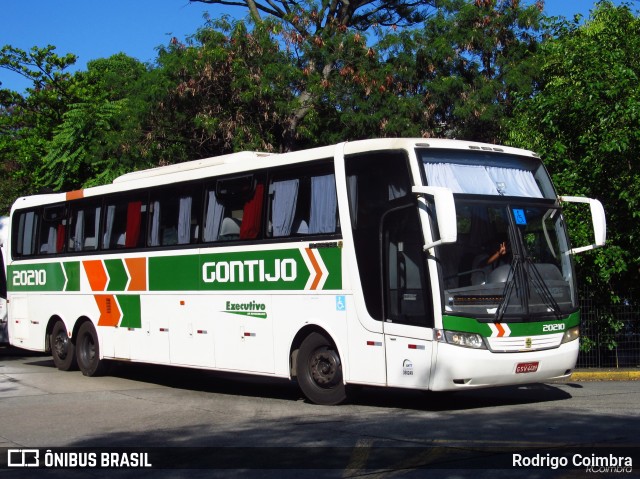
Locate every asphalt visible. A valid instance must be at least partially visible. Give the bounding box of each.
[1,345,638,383]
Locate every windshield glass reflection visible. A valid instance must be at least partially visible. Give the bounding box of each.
[437,200,576,321]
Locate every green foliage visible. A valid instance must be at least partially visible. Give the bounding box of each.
[145,17,299,155]
[506,1,640,349]
[41,100,130,190]
[0,45,79,213]
[413,0,547,141]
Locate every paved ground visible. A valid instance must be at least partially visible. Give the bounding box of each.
[1,346,638,479]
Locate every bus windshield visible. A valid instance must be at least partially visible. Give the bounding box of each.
[416,148,577,322]
[436,199,576,321]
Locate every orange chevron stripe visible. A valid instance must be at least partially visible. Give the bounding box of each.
[305,248,322,290]
[83,260,108,291]
[125,257,147,291]
[95,295,121,327]
[495,323,506,337]
[66,189,84,201]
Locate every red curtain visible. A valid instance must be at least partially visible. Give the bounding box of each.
[239,184,264,240]
[56,224,66,253]
[125,201,142,248]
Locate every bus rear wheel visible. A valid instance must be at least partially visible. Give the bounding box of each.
[296,332,347,405]
[76,322,108,377]
[50,320,77,371]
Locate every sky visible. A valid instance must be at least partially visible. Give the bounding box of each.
[0,0,638,93]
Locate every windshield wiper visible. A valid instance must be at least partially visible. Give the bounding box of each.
[493,232,562,323]
[524,257,562,320]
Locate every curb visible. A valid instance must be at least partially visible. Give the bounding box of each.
[570,370,640,381]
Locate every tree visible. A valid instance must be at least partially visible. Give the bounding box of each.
[143,17,300,157]
[413,0,547,141]
[506,1,640,350]
[38,54,152,190]
[189,1,436,149]
[0,45,79,212]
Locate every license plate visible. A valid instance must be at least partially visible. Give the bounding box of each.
[515,362,539,374]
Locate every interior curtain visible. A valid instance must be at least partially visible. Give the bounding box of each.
[103,205,115,249]
[486,167,543,198]
[309,174,337,234]
[46,226,56,254]
[56,224,66,253]
[424,163,543,197]
[272,179,299,237]
[178,196,193,244]
[87,206,100,250]
[204,191,225,242]
[74,210,85,251]
[125,201,142,248]
[240,184,264,239]
[150,201,161,246]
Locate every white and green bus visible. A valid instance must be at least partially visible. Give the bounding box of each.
[3,138,605,405]
[0,216,8,343]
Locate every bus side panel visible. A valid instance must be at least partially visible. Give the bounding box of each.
[213,294,274,374]
[272,293,349,379]
[168,294,216,368]
[345,298,387,386]
[129,294,170,364]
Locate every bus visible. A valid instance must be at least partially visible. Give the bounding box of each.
[4,138,605,405]
[0,216,8,343]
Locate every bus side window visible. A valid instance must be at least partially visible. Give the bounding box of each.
[205,175,265,242]
[69,202,101,252]
[149,185,201,247]
[13,210,39,257]
[103,196,148,250]
[267,165,338,238]
[38,206,67,255]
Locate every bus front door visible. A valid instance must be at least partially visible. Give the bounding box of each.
[382,205,434,389]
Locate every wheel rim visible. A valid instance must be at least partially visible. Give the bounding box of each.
[53,331,68,360]
[309,346,341,388]
[80,333,96,364]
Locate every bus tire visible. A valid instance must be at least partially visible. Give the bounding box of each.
[50,320,77,371]
[296,332,347,405]
[76,321,108,377]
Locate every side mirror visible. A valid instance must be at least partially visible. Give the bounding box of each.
[412,186,457,250]
[559,196,606,254]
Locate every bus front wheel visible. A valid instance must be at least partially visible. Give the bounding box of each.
[76,322,108,377]
[296,332,347,405]
[50,320,77,371]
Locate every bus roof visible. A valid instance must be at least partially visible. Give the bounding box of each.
[9,138,539,212]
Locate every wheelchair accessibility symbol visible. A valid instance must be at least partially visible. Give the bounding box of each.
[336,295,346,311]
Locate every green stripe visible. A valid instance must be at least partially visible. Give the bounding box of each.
[7,246,343,294]
[8,263,66,292]
[442,311,580,337]
[118,295,141,328]
[148,254,201,291]
[63,262,80,291]
[149,247,343,291]
[105,259,128,291]
[317,247,342,290]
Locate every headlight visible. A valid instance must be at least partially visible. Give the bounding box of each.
[436,329,487,349]
[561,326,580,344]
